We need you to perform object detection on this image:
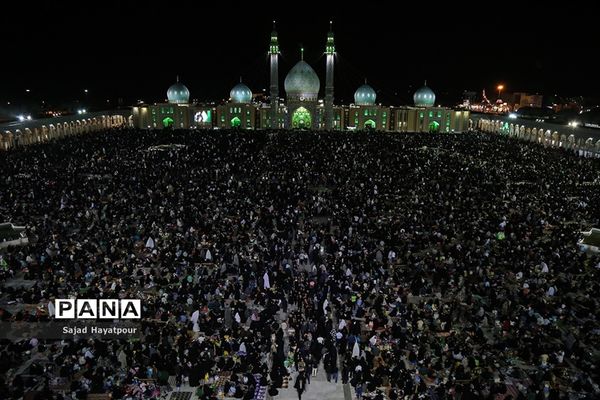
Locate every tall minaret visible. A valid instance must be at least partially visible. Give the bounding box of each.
[324,20,335,130]
[269,20,280,128]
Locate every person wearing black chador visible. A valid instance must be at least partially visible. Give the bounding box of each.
[294,373,307,400]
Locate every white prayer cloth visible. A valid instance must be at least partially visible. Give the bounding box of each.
[369,335,377,346]
[191,310,200,325]
[352,342,360,358]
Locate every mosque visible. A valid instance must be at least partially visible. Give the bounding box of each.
[132,23,470,133]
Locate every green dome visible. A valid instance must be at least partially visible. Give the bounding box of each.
[413,84,435,107]
[354,84,376,105]
[230,82,252,103]
[284,60,320,101]
[167,82,190,104]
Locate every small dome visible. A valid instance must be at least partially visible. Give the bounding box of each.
[167,81,190,104]
[413,84,435,107]
[354,84,376,106]
[230,82,252,103]
[284,60,320,100]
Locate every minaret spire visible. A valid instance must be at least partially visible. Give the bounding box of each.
[300,46,304,61]
[324,21,336,130]
[269,21,280,128]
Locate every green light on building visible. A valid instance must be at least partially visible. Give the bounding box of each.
[292,107,311,129]
[162,117,174,128]
[231,116,241,127]
[428,121,440,133]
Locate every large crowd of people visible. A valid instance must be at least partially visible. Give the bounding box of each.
[0,128,599,400]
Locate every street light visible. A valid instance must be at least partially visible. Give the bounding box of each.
[497,84,504,99]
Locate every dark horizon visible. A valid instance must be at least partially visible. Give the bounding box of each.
[1,1,598,110]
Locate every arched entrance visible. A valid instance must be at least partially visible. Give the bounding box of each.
[364,119,376,130]
[428,121,440,133]
[162,117,174,128]
[231,116,241,128]
[292,107,312,129]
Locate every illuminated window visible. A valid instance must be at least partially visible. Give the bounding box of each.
[428,121,441,132]
[291,107,311,129]
[231,116,241,127]
[437,111,442,118]
[419,112,424,119]
[429,111,433,118]
[162,117,174,128]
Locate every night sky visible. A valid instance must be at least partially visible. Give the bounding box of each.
[1,1,597,111]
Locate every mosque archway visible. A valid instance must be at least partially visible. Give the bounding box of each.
[291,107,312,129]
[162,117,174,128]
[230,116,241,128]
[428,121,440,133]
[364,119,376,130]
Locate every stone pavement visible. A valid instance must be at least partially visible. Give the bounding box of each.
[273,364,345,400]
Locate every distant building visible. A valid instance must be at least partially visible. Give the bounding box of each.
[513,92,543,110]
[132,23,470,133]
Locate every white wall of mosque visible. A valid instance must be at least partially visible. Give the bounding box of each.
[132,103,470,133]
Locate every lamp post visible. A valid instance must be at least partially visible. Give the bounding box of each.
[497,84,504,100]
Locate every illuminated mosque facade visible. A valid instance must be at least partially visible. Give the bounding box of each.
[132,22,470,133]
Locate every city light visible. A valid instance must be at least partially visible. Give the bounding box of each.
[77,109,87,114]
[497,84,504,99]
[508,113,517,119]
[16,115,32,122]
[568,121,579,127]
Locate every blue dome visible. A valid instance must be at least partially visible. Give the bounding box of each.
[167,82,190,104]
[354,84,376,106]
[413,84,435,107]
[284,60,320,100]
[230,82,252,103]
